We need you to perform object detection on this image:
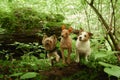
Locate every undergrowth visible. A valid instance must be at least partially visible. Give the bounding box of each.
[0,37,119,79]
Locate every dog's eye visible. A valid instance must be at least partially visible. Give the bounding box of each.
[50,41,52,43]
[84,35,86,37]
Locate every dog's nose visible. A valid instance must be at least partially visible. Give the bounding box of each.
[45,43,49,45]
[79,37,82,41]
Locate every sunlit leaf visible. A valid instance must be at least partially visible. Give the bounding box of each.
[20,72,38,79]
[99,62,120,78]
[104,67,120,78]
[99,62,120,69]
[99,61,112,67]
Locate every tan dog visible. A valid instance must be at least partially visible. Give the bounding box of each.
[75,28,93,62]
[60,25,73,64]
[42,35,60,64]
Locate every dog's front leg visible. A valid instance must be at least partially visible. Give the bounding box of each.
[47,54,50,59]
[53,52,60,62]
[67,48,72,64]
[85,53,89,62]
[61,48,66,64]
[47,54,53,65]
[75,50,80,63]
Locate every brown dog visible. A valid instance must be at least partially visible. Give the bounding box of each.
[60,25,73,64]
[42,35,61,65]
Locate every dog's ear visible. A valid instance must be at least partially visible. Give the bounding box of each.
[88,32,93,37]
[51,35,57,45]
[80,28,84,32]
[51,35,57,39]
[62,25,66,30]
[42,35,48,44]
[68,27,73,33]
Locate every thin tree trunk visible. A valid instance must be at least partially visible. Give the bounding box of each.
[84,6,90,32]
[85,0,119,51]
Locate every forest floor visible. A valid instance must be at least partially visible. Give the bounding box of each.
[40,62,80,76]
[39,61,110,80]
[40,62,81,80]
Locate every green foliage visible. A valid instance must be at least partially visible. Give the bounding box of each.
[0,0,120,79]
[10,72,23,77]
[21,55,51,70]
[94,50,118,59]
[9,72,38,79]
[0,0,65,33]
[10,42,45,58]
[0,55,51,79]
[99,62,120,79]
[0,6,43,32]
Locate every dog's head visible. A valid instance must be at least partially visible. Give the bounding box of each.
[61,25,73,38]
[77,28,93,42]
[42,35,57,50]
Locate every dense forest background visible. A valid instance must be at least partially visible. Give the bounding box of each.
[0,0,120,80]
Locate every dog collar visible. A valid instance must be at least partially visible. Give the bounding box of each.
[47,47,58,53]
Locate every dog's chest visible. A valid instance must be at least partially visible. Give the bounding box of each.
[60,37,72,48]
[76,40,90,52]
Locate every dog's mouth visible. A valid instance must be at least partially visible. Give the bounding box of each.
[44,43,52,50]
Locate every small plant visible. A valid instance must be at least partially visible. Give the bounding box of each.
[99,62,120,79]
[10,42,46,58]
[20,72,38,79]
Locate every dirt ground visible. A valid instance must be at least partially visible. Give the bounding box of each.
[39,62,116,80]
[40,62,81,80]
[40,62,80,76]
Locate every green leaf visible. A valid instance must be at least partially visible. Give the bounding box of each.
[10,72,23,77]
[99,62,120,78]
[20,72,38,79]
[81,0,86,5]
[98,62,112,67]
[99,62,120,69]
[104,67,120,78]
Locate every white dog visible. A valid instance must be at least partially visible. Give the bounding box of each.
[75,28,93,62]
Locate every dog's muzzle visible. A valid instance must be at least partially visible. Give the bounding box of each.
[45,42,50,46]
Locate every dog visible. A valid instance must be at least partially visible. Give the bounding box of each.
[42,34,61,65]
[60,25,73,64]
[75,28,93,62]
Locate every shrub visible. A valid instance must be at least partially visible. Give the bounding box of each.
[0,7,44,32]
